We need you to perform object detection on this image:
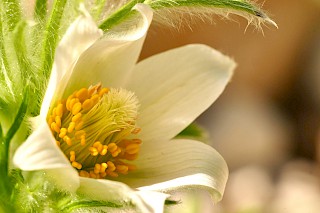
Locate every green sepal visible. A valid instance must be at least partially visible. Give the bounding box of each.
[10,171,135,213]
[176,123,208,143]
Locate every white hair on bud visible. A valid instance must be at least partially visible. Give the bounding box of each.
[151,4,277,33]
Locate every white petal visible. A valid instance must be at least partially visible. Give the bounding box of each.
[13,122,79,191]
[127,44,235,142]
[135,190,169,213]
[116,139,229,203]
[62,4,153,95]
[78,177,168,213]
[40,5,103,117]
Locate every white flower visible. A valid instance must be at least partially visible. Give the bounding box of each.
[13,4,235,212]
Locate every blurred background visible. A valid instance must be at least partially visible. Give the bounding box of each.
[141,0,320,212]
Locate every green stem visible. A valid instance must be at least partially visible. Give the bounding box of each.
[41,0,67,80]
[0,87,28,210]
[99,0,145,31]
[34,0,47,21]
[4,87,29,177]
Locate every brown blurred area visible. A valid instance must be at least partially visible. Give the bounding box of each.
[141,0,320,212]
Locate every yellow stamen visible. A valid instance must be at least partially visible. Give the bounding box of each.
[82,99,93,111]
[72,113,82,122]
[108,143,117,152]
[89,147,99,156]
[68,122,76,133]
[126,143,140,155]
[47,85,141,180]
[106,161,116,172]
[63,136,72,146]
[79,170,90,178]
[72,102,82,115]
[99,88,109,96]
[56,104,64,117]
[55,116,61,128]
[75,121,83,130]
[80,135,86,146]
[90,94,100,106]
[68,98,79,111]
[59,128,67,138]
[75,130,85,139]
[70,151,76,162]
[132,128,141,134]
[106,170,118,177]
[72,161,82,170]
[116,165,129,174]
[51,122,60,133]
[76,88,89,102]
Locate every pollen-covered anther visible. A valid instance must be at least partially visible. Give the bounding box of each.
[82,99,93,111]
[132,128,141,134]
[89,147,99,156]
[55,116,61,128]
[106,170,118,178]
[89,142,108,155]
[72,161,82,170]
[70,151,76,162]
[56,103,64,117]
[99,88,109,97]
[50,122,60,133]
[63,135,72,146]
[68,122,76,133]
[79,170,90,178]
[72,102,82,115]
[108,143,122,157]
[59,128,67,138]
[116,165,129,174]
[72,112,82,122]
[106,161,116,172]
[80,135,86,146]
[124,153,139,161]
[90,94,100,106]
[94,163,101,174]
[76,88,89,102]
[125,143,140,155]
[67,98,80,111]
[75,121,83,130]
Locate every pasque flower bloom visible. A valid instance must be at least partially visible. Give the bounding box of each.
[13,4,235,212]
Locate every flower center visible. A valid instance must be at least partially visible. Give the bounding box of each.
[47,83,141,179]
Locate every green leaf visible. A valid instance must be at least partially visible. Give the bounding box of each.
[13,21,32,85]
[0,8,16,105]
[41,0,67,80]
[2,0,22,31]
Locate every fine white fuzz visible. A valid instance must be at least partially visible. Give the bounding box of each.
[155,7,276,31]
